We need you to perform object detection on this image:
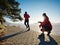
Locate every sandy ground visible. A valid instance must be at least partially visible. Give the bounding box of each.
[0,25,60,45]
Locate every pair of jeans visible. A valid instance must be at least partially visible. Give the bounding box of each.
[24,20,29,28]
[42,25,52,32]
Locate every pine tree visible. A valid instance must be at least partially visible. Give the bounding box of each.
[0,0,23,24]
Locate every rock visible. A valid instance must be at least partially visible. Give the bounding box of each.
[0,24,6,37]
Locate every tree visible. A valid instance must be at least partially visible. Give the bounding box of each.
[0,0,23,24]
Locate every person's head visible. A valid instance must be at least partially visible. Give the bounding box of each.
[42,13,48,19]
[25,11,27,14]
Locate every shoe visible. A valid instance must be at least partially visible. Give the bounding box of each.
[47,31,51,36]
[47,34,50,36]
[41,29,42,31]
[27,27,30,31]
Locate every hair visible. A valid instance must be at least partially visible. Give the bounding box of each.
[25,11,27,14]
[43,13,49,19]
[43,13,47,17]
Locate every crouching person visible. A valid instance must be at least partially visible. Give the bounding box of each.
[38,13,52,36]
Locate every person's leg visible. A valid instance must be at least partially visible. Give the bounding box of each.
[24,20,27,28]
[47,27,52,36]
[27,20,29,28]
[41,26,47,33]
[47,29,51,36]
[47,31,51,36]
[42,25,51,35]
[27,20,30,31]
[24,20,26,25]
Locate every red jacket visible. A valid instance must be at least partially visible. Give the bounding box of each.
[40,17,52,29]
[24,14,30,20]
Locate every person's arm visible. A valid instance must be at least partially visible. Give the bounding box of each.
[38,21,42,27]
[24,14,25,18]
[40,19,48,26]
[38,21,42,23]
[28,14,30,18]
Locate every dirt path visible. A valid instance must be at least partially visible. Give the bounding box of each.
[6,30,40,45]
[0,26,60,45]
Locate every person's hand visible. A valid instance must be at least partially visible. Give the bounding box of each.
[38,21,42,23]
[39,25,41,27]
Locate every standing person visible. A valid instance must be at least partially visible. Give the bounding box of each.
[38,13,52,36]
[24,11,30,30]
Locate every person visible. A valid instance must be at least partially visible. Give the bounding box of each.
[38,13,52,36]
[24,11,30,30]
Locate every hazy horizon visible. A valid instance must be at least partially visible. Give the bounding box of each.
[4,21,60,36]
